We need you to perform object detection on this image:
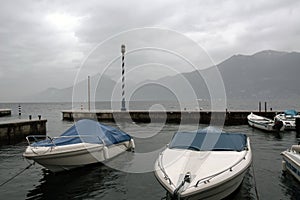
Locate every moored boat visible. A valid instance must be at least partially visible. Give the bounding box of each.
[247,112,284,132]
[154,127,252,200]
[275,110,299,130]
[281,144,300,182]
[23,119,135,172]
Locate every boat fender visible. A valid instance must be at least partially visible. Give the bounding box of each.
[129,139,135,152]
[103,146,109,160]
[282,160,287,172]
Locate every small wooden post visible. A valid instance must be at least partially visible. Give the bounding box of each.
[259,102,261,112]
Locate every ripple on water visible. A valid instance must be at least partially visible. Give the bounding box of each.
[1,102,300,200]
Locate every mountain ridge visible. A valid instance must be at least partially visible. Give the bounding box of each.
[25,49,300,102]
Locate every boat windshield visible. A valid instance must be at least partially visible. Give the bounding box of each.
[169,127,247,152]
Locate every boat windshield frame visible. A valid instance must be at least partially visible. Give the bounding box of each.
[168,130,247,152]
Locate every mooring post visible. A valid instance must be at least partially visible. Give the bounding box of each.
[88,76,91,111]
[296,117,300,137]
[18,104,21,117]
[121,44,126,111]
[264,101,267,112]
[295,117,300,134]
[259,101,261,112]
[38,115,41,120]
[29,115,32,120]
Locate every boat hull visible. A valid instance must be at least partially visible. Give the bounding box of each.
[275,115,296,130]
[23,141,131,172]
[281,149,300,182]
[183,169,247,200]
[247,113,283,132]
[155,139,252,200]
[248,119,274,131]
[156,166,248,200]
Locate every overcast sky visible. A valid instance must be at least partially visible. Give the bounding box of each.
[0,0,300,101]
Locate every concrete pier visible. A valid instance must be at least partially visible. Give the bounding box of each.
[0,119,47,146]
[62,110,278,125]
[0,109,11,117]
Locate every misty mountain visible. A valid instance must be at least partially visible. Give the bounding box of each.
[140,50,300,101]
[218,50,300,99]
[27,75,117,102]
[27,50,300,102]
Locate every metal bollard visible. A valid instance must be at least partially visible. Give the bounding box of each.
[38,115,41,120]
[29,115,32,120]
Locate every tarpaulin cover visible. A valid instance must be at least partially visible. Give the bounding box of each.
[284,110,298,116]
[32,119,131,147]
[169,127,247,151]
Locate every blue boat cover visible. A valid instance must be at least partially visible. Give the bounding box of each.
[284,109,297,116]
[32,119,132,147]
[169,127,247,151]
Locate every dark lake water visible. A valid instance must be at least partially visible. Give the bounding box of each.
[0,102,300,199]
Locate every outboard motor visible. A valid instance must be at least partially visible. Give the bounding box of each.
[273,120,283,131]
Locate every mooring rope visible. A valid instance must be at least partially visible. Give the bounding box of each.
[251,162,260,200]
[0,162,34,187]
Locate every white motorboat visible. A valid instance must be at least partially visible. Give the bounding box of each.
[247,112,284,132]
[23,119,135,172]
[154,127,252,200]
[281,144,300,182]
[275,110,299,130]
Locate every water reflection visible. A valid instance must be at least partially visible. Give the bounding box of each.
[280,172,300,199]
[26,164,124,200]
[296,131,300,140]
[274,131,284,140]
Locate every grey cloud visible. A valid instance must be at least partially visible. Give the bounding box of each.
[0,0,300,101]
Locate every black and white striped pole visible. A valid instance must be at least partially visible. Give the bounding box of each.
[18,104,21,118]
[88,75,91,111]
[121,44,126,111]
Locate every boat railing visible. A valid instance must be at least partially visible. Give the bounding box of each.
[26,135,54,146]
[157,151,175,187]
[195,149,249,187]
[26,135,105,147]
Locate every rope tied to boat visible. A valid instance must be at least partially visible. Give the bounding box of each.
[251,162,260,200]
[173,172,191,199]
[0,162,34,187]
